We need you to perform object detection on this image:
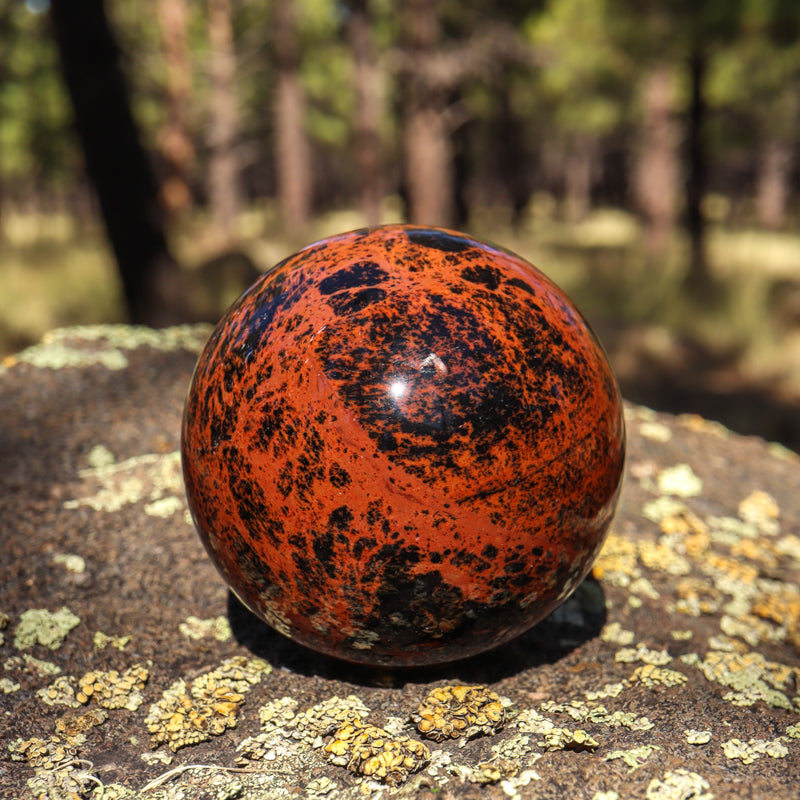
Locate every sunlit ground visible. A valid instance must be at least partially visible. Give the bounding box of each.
[2,200,800,448]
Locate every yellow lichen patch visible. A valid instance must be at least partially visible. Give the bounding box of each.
[684,730,712,745]
[37,675,80,708]
[604,745,661,772]
[678,413,729,438]
[694,650,798,710]
[627,664,688,689]
[258,696,300,733]
[600,622,635,646]
[637,541,691,576]
[178,615,233,642]
[537,727,599,752]
[730,538,779,570]
[592,534,639,586]
[52,553,86,574]
[615,644,672,666]
[54,708,108,740]
[93,631,131,651]
[144,657,269,752]
[76,664,149,710]
[638,422,673,443]
[412,685,507,743]
[145,677,244,752]
[751,584,800,628]
[720,613,783,647]
[721,737,789,764]
[13,607,81,650]
[702,553,759,585]
[646,769,713,800]
[675,578,723,617]
[738,490,780,534]
[285,695,370,747]
[656,464,703,498]
[325,718,430,786]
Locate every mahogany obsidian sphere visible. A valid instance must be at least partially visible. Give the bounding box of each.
[181,225,625,667]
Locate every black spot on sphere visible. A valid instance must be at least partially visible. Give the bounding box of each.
[328,287,387,316]
[318,261,388,294]
[508,277,536,295]
[461,264,502,290]
[328,462,352,489]
[405,228,471,253]
[328,505,354,531]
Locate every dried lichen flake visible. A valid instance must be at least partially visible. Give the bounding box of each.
[413,685,507,743]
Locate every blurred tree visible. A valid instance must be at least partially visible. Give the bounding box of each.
[156,0,194,215]
[400,0,454,227]
[207,0,243,241]
[633,64,680,258]
[347,0,383,226]
[50,0,187,325]
[527,0,630,222]
[274,0,312,235]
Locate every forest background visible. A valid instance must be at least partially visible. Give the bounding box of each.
[2,0,800,450]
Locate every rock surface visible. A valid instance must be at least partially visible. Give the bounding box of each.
[1,324,799,800]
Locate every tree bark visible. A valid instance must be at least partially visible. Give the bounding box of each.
[563,134,595,224]
[347,0,383,227]
[156,0,194,214]
[274,0,311,236]
[401,0,454,227]
[634,65,679,258]
[684,46,712,297]
[207,0,242,242]
[756,137,793,230]
[50,0,187,326]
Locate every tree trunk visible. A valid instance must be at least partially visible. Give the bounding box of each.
[684,46,712,297]
[564,134,594,224]
[401,0,454,227]
[207,0,242,242]
[756,137,793,230]
[50,0,187,326]
[347,0,382,227]
[634,65,679,258]
[274,0,311,237]
[156,0,194,215]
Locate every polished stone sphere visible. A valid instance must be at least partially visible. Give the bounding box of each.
[182,225,625,666]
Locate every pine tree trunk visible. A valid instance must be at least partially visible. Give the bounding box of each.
[207,0,242,242]
[51,0,187,326]
[156,0,194,214]
[684,47,712,297]
[348,0,382,227]
[401,0,454,227]
[634,65,678,258]
[274,0,311,236]
[756,137,793,230]
[564,134,594,224]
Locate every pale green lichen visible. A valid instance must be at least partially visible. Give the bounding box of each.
[628,664,688,689]
[605,745,661,772]
[721,737,789,764]
[638,422,672,443]
[178,615,232,642]
[656,464,703,498]
[14,607,80,650]
[646,769,713,800]
[1,324,211,373]
[64,451,183,514]
[685,730,712,745]
[1,677,20,693]
[615,644,673,666]
[52,553,86,574]
[600,622,635,646]
[537,727,598,752]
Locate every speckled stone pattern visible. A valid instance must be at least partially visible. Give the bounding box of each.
[182,225,626,666]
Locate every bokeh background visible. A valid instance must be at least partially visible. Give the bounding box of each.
[2,0,800,450]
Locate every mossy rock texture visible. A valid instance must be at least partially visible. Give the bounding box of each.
[1,324,799,800]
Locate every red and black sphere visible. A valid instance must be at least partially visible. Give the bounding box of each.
[182,225,625,667]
